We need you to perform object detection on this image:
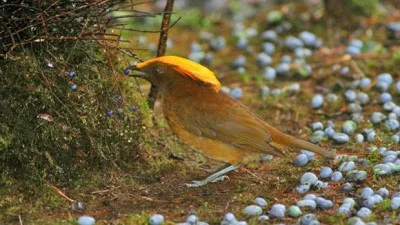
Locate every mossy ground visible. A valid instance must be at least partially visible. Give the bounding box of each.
[1,1,399,224]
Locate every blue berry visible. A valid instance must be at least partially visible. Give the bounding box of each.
[340,66,350,74]
[232,55,246,68]
[275,63,290,75]
[310,130,325,143]
[377,73,393,85]
[355,133,364,143]
[339,161,355,172]
[331,171,343,181]
[344,90,357,102]
[281,55,292,63]
[359,196,376,209]
[78,216,96,225]
[346,46,361,55]
[260,86,270,98]
[391,197,400,210]
[243,205,263,216]
[320,167,333,179]
[357,92,369,105]
[300,172,318,185]
[236,67,246,74]
[186,214,197,224]
[301,150,316,161]
[301,213,316,225]
[357,207,371,218]
[373,164,392,175]
[130,106,137,112]
[254,197,268,207]
[257,215,270,222]
[71,84,77,91]
[324,127,336,139]
[107,110,114,117]
[223,213,237,223]
[78,216,95,225]
[261,42,275,55]
[288,205,302,218]
[380,92,392,103]
[210,36,226,51]
[361,187,374,197]
[396,81,400,94]
[367,131,376,142]
[230,87,243,99]
[338,205,351,216]
[303,194,317,201]
[349,39,363,49]
[285,36,304,50]
[333,133,349,144]
[315,197,333,210]
[311,94,324,109]
[257,53,272,68]
[299,31,317,47]
[376,81,389,92]
[373,194,383,204]
[149,214,164,225]
[342,120,357,135]
[346,170,368,182]
[383,102,396,111]
[343,198,356,208]
[236,37,248,50]
[377,187,389,198]
[296,183,311,194]
[261,30,277,42]
[294,154,309,167]
[69,71,76,79]
[190,42,202,52]
[311,122,324,131]
[385,119,399,131]
[269,204,286,219]
[370,112,386,124]
[360,78,371,89]
[295,48,312,59]
[124,69,129,75]
[188,52,205,63]
[263,67,276,80]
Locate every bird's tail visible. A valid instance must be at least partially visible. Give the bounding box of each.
[268,125,335,159]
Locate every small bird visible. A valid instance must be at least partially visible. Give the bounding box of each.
[127,56,334,187]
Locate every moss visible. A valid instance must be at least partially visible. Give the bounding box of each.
[327,213,346,224]
[0,42,148,185]
[346,0,379,17]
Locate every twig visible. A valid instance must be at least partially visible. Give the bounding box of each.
[19,215,23,225]
[48,184,75,202]
[242,168,269,184]
[349,60,365,78]
[148,0,175,110]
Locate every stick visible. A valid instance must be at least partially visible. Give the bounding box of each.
[147,0,175,109]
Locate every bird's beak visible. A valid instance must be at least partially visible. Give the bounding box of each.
[124,64,146,78]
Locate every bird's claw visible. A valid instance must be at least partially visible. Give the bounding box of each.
[210,175,229,183]
[184,175,230,187]
[184,180,205,188]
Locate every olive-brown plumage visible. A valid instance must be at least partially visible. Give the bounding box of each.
[130,56,334,186]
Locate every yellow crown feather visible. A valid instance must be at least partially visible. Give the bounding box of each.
[136,56,221,91]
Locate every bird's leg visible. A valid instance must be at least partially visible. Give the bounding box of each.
[185,164,240,187]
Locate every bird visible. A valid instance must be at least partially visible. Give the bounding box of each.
[126,55,335,187]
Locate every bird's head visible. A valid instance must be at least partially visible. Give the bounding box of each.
[126,56,221,91]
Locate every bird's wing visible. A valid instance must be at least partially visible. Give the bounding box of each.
[171,92,285,157]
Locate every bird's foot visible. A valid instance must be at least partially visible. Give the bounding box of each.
[184,165,240,188]
[184,180,206,188]
[184,175,229,187]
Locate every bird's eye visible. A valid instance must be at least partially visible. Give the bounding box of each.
[155,68,163,75]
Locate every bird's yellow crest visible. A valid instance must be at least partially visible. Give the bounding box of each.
[136,56,221,91]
